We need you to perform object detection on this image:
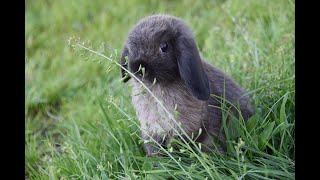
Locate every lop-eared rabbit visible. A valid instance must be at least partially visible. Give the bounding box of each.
[120,15,254,156]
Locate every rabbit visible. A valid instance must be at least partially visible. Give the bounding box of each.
[119,14,254,156]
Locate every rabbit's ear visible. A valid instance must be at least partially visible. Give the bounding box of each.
[120,45,131,82]
[176,35,210,100]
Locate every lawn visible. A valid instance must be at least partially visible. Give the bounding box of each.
[25,0,295,179]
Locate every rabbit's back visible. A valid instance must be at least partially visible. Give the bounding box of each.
[203,60,254,123]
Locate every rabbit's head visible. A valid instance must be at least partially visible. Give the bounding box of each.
[120,15,210,100]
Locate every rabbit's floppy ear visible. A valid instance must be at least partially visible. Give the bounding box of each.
[176,35,210,100]
[120,45,131,82]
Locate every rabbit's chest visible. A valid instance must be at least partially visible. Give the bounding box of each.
[131,85,177,135]
[131,81,206,136]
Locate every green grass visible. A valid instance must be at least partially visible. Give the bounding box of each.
[26,0,295,179]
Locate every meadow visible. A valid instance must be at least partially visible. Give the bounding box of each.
[25,0,295,179]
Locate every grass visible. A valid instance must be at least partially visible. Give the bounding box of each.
[26,0,295,179]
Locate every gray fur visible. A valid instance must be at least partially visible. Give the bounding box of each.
[120,15,254,156]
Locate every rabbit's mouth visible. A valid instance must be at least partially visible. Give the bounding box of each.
[129,61,154,81]
[128,59,179,84]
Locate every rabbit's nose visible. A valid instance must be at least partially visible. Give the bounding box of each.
[129,59,147,76]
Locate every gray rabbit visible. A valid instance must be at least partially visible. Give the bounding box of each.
[120,15,254,156]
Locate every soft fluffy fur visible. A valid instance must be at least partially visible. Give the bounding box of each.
[120,14,254,156]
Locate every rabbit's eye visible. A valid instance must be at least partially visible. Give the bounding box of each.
[160,42,168,52]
